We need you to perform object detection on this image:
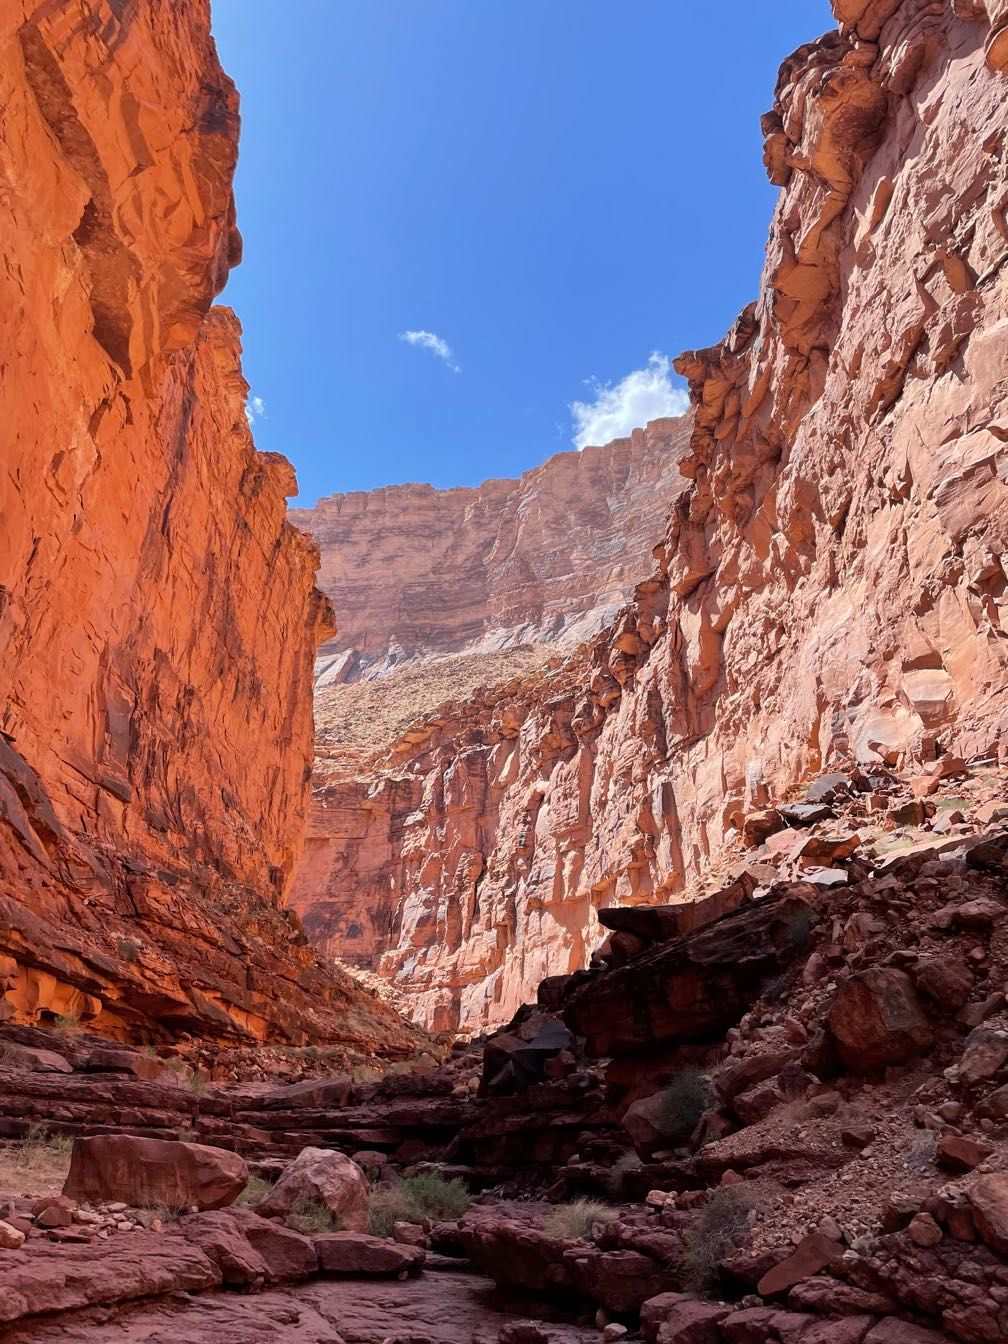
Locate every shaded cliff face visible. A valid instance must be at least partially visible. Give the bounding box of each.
[0,1,421,1054]
[292,0,1008,1034]
[291,419,692,683]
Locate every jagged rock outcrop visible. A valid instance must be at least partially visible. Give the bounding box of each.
[292,419,692,683]
[0,1,420,1054]
[292,0,1008,1035]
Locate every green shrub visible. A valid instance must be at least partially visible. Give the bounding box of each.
[287,1195,341,1234]
[660,1068,712,1142]
[50,1014,80,1034]
[676,1186,752,1292]
[542,1198,617,1240]
[402,1173,469,1220]
[117,939,141,963]
[187,1071,210,1096]
[368,1184,420,1237]
[237,1174,274,1210]
[367,1173,470,1237]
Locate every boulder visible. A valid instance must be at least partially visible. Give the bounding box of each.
[977,1082,1008,1119]
[935,1135,994,1172]
[598,876,755,946]
[482,1017,576,1095]
[863,1321,951,1343]
[714,1051,797,1104]
[258,1076,353,1109]
[63,1135,247,1212]
[0,1229,221,1324]
[563,1246,674,1314]
[641,1293,729,1344]
[797,833,861,865]
[458,1217,575,1295]
[83,1048,172,1082]
[952,1027,1008,1085]
[623,1082,708,1156]
[806,774,851,802]
[912,957,973,1012]
[756,1233,842,1297]
[826,968,932,1072]
[968,1172,1008,1255]
[0,1220,25,1249]
[2,1045,72,1074]
[908,1212,942,1247]
[256,1147,369,1231]
[314,1230,425,1275]
[564,895,817,1058]
[178,1208,318,1286]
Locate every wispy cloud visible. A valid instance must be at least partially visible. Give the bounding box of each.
[245,394,266,427]
[399,329,461,373]
[569,353,689,449]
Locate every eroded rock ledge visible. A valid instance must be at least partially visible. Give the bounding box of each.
[293,0,1008,1034]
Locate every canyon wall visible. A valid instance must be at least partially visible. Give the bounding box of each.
[0,1,419,1054]
[292,418,692,683]
[293,0,1008,1034]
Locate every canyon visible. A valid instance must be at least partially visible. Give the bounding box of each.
[1,4,1008,1344]
[291,0,1008,1036]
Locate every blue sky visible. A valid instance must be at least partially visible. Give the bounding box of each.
[211,2,835,506]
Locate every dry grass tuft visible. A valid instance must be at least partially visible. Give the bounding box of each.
[542,1198,617,1240]
[0,1125,74,1197]
[287,1195,341,1234]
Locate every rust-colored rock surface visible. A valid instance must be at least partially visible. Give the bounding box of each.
[293,419,693,684]
[0,2,420,1054]
[291,0,1008,1034]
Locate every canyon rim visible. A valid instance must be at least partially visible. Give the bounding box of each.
[0,3,1007,1344]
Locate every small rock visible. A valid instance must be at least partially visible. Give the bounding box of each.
[0,1220,25,1249]
[908,1212,943,1247]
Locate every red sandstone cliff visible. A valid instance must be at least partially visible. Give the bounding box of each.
[0,1,420,1054]
[292,419,692,683]
[292,0,1008,1034]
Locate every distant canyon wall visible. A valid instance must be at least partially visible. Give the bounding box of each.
[292,0,1008,1035]
[291,419,692,683]
[0,1,419,1055]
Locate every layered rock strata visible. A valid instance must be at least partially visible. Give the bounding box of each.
[292,418,692,684]
[0,2,419,1053]
[292,0,1008,1033]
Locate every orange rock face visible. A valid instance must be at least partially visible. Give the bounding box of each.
[292,419,692,683]
[0,2,420,1054]
[292,0,1008,1034]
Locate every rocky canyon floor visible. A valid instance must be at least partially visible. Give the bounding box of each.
[3,0,1008,1342]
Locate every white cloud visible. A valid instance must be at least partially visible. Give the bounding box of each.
[569,353,689,449]
[399,329,460,373]
[245,394,266,426]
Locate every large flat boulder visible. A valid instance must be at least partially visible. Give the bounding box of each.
[314,1230,425,1275]
[63,1135,247,1212]
[564,894,817,1057]
[0,1229,220,1324]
